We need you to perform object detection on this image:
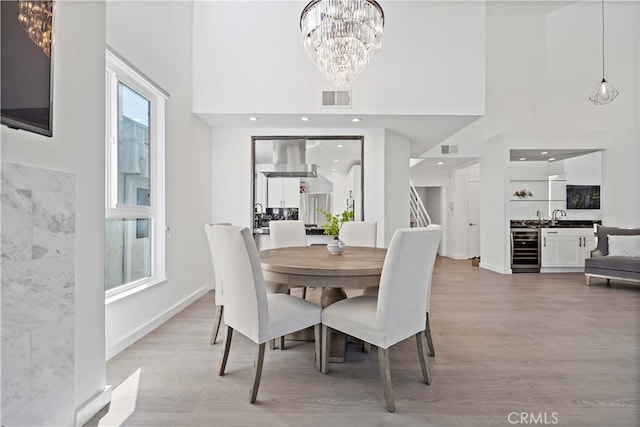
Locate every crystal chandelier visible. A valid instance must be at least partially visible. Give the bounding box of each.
[589,0,618,105]
[300,0,384,87]
[18,0,53,58]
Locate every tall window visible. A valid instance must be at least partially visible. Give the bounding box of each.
[105,50,167,298]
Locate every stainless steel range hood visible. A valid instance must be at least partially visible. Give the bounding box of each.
[258,140,317,178]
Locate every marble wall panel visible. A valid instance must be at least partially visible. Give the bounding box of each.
[1,161,76,426]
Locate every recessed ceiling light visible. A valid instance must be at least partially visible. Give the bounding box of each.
[331,168,336,171]
[351,118,361,122]
[541,151,548,155]
[249,117,258,121]
[520,157,526,161]
[337,144,343,148]
[437,161,444,165]
[549,157,556,161]
[334,159,339,162]
[301,117,310,121]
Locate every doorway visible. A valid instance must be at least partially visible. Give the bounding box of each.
[466,180,480,259]
[415,186,443,255]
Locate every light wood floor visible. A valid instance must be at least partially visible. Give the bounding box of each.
[86,258,640,426]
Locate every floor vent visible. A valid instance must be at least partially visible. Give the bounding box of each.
[322,90,352,107]
[441,145,459,154]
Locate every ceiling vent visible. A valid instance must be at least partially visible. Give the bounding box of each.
[322,90,351,107]
[441,145,459,154]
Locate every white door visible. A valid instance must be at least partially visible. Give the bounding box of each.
[466,180,480,258]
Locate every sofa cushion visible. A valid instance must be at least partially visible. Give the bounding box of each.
[594,225,640,256]
[585,256,640,273]
[608,235,640,257]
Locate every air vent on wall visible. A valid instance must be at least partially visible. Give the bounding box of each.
[441,145,459,154]
[322,90,352,107]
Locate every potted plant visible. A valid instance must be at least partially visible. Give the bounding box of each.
[316,209,354,255]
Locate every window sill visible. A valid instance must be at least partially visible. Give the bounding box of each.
[105,276,168,305]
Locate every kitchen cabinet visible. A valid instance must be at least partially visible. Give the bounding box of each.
[267,178,300,208]
[541,228,595,271]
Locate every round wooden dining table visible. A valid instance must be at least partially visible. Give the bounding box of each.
[259,245,387,362]
[259,245,386,289]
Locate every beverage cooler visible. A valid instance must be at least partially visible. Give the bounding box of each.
[511,228,541,273]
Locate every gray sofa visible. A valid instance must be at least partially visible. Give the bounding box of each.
[585,225,640,286]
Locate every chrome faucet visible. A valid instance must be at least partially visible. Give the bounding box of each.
[254,203,264,214]
[551,209,566,225]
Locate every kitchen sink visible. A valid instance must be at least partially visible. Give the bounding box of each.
[510,220,600,229]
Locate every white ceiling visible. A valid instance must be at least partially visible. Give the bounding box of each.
[509,149,601,162]
[197,113,482,159]
[410,156,479,174]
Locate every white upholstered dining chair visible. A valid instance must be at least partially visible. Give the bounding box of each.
[269,220,309,300]
[321,227,442,412]
[360,223,440,357]
[204,223,288,345]
[208,225,322,403]
[340,221,377,298]
[269,220,307,248]
[339,220,377,247]
[204,222,231,345]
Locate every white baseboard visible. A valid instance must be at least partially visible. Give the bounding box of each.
[106,285,210,360]
[480,262,512,274]
[540,267,584,273]
[443,252,468,260]
[75,385,113,427]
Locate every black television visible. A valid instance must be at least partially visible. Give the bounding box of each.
[1,0,54,137]
[566,185,600,210]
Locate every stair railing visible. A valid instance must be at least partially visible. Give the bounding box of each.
[409,180,431,228]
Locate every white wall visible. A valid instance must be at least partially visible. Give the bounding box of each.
[1,1,107,423]
[210,127,410,247]
[105,1,212,357]
[383,130,411,244]
[192,1,485,116]
[480,134,510,274]
[565,152,601,186]
[422,1,639,272]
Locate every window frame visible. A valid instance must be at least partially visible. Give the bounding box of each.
[105,50,167,301]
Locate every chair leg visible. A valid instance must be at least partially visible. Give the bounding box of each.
[302,286,307,299]
[219,326,233,376]
[249,343,266,404]
[363,342,372,354]
[606,278,611,286]
[321,325,331,374]
[314,324,322,371]
[415,331,432,385]
[269,339,276,350]
[425,312,435,357]
[279,335,286,350]
[585,275,591,286]
[378,347,395,413]
[210,305,223,345]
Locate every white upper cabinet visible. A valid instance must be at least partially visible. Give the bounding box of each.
[267,178,300,208]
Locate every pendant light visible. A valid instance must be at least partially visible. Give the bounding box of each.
[589,0,618,105]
